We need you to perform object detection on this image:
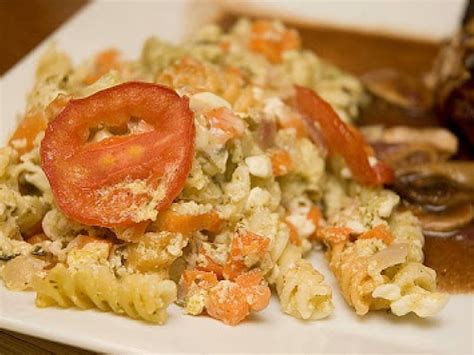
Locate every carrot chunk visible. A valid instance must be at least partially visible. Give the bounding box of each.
[235,270,271,312]
[25,233,49,245]
[358,224,394,245]
[205,107,245,144]
[249,20,301,63]
[223,230,270,280]
[316,227,353,246]
[285,220,301,246]
[270,149,294,177]
[9,111,47,155]
[206,281,250,326]
[155,210,223,235]
[83,49,122,85]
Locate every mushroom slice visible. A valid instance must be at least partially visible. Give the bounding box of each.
[397,161,474,188]
[362,69,432,111]
[380,126,458,156]
[394,173,474,209]
[416,203,474,233]
[371,142,444,169]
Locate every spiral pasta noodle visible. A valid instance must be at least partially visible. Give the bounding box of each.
[324,211,447,317]
[33,263,177,324]
[275,244,333,320]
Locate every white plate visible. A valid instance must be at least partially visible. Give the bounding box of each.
[1,1,473,353]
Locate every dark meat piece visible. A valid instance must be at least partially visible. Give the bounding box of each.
[442,79,474,147]
[428,19,474,148]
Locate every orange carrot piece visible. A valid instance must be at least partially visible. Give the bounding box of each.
[205,107,245,144]
[68,235,113,252]
[223,230,270,280]
[9,111,47,155]
[83,49,121,85]
[205,281,250,326]
[358,224,394,245]
[181,270,219,294]
[235,270,271,312]
[181,269,270,325]
[285,220,301,246]
[306,206,323,240]
[270,149,294,177]
[316,227,353,246]
[281,30,301,51]
[307,207,322,228]
[198,257,224,277]
[223,260,245,281]
[219,40,230,53]
[231,230,270,259]
[25,233,49,245]
[278,117,308,138]
[114,222,149,242]
[155,210,223,235]
[196,246,225,277]
[249,20,301,63]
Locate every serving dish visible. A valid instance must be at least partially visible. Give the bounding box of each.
[0,1,472,353]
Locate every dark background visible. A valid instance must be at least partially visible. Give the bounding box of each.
[0,0,88,75]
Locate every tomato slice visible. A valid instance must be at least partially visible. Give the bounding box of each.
[295,85,393,186]
[40,82,195,227]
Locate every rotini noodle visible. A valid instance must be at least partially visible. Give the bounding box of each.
[275,244,333,320]
[322,183,448,317]
[33,263,177,324]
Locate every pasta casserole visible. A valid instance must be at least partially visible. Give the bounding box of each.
[0,19,447,325]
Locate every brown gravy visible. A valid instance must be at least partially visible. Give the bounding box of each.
[423,232,474,293]
[220,14,473,293]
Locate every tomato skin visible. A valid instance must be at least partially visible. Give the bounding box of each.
[40,82,195,227]
[372,160,395,185]
[295,85,393,186]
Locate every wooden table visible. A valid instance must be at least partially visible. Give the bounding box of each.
[0,331,92,355]
[1,2,95,353]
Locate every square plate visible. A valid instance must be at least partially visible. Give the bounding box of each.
[1,1,472,353]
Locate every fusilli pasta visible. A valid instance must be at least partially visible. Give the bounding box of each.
[275,244,333,320]
[34,263,177,324]
[322,177,448,317]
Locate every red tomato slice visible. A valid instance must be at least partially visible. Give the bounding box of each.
[295,85,393,186]
[40,82,195,227]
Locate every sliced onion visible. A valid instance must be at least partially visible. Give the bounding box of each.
[2,255,46,290]
[371,243,408,274]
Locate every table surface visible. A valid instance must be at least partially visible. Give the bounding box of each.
[1,3,95,353]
